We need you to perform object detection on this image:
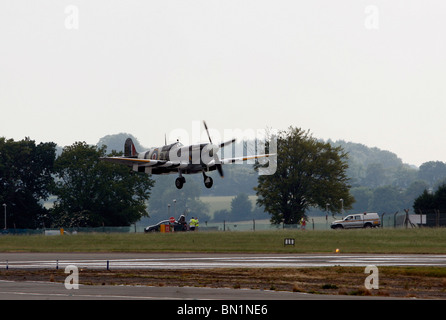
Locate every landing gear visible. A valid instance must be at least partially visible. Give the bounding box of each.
[203,172,213,189]
[175,175,186,189]
[175,172,214,189]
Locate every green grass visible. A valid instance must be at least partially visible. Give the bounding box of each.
[1,228,446,253]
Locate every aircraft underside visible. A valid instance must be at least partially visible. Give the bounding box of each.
[136,164,216,189]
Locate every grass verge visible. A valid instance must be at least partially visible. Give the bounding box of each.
[2,266,446,299]
[1,228,446,253]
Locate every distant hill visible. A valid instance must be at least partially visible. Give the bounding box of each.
[329,139,418,189]
[330,140,412,169]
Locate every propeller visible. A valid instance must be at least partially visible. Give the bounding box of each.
[203,121,235,178]
[219,138,236,148]
[203,121,213,145]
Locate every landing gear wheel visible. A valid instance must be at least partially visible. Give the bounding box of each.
[204,176,213,189]
[175,177,185,189]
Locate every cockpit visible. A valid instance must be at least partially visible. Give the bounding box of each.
[161,140,183,152]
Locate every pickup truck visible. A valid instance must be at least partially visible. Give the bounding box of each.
[331,212,380,229]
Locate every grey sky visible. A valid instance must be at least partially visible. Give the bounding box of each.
[1,1,445,167]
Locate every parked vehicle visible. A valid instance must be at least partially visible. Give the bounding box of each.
[144,214,188,232]
[331,212,380,229]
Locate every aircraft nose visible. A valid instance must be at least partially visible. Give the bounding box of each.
[202,144,219,163]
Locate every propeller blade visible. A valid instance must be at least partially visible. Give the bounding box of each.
[203,120,213,144]
[219,138,236,148]
[216,163,224,178]
[202,121,229,178]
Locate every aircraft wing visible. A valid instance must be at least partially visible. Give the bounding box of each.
[100,157,152,166]
[100,156,186,168]
[221,153,275,164]
[101,153,275,169]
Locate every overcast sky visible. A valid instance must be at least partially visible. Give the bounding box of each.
[1,1,445,167]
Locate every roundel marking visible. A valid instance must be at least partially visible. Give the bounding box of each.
[152,149,159,160]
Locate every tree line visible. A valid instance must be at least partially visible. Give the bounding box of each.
[413,184,446,214]
[0,137,153,229]
[3,127,446,229]
[329,141,446,216]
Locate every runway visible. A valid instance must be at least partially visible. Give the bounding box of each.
[0,253,444,300]
[1,252,446,269]
[1,279,377,300]
[0,279,312,300]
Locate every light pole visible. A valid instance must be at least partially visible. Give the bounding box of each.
[340,199,344,217]
[2,204,6,230]
[173,199,176,217]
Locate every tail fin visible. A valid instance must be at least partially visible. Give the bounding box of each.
[124,138,138,157]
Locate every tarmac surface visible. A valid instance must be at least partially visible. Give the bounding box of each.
[1,252,446,269]
[0,252,444,300]
[0,279,363,300]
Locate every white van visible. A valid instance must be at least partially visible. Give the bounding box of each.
[331,212,380,229]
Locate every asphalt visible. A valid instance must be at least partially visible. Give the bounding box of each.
[0,279,362,300]
[0,252,444,300]
[1,252,446,269]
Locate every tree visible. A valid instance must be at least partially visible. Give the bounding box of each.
[402,180,429,209]
[368,185,403,213]
[255,127,354,224]
[213,209,231,222]
[413,189,435,214]
[418,161,446,187]
[363,163,386,188]
[212,193,254,222]
[51,142,154,227]
[350,187,373,213]
[231,193,252,218]
[0,137,56,228]
[414,184,446,214]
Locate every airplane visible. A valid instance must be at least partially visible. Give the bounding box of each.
[100,121,274,189]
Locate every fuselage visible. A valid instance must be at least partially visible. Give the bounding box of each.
[134,142,218,175]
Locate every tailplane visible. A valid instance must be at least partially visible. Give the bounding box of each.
[124,138,138,157]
